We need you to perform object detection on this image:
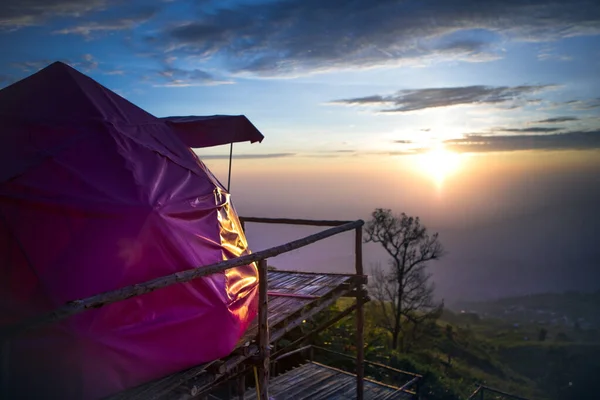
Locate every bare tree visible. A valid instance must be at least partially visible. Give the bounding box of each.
[365,208,444,349]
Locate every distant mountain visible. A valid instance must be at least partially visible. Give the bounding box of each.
[450,291,600,329]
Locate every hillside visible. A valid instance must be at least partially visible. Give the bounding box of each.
[279,299,600,400]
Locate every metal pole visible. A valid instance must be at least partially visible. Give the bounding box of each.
[227,142,233,192]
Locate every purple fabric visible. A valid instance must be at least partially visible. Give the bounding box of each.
[160,115,264,148]
[0,62,258,399]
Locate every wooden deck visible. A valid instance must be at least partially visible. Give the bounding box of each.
[105,270,363,400]
[243,362,415,400]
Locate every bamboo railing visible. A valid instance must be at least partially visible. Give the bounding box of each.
[1,218,365,400]
[468,384,531,400]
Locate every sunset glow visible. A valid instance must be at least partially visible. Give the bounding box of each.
[415,144,462,188]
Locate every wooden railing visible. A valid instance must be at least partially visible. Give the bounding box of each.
[467,384,530,400]
[239,216,366,400]
[0,217,365,400]
[272,345,422,399]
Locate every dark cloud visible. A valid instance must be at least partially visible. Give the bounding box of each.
[330,85,553,113]
[154,67,232,87]
[0,0,107,28]
[536,116,579,123]
[502,127,561,133]
[161,0,600,75]
[444,130,600,153]
[198,153,295,160]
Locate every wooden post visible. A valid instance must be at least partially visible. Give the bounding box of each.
[1,340,9,398]
[257,259,269,400]
[237,373,245,400]
[355,226,365,400]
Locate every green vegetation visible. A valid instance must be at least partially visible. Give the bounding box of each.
[281,299,599,400]
[281,299,600,400]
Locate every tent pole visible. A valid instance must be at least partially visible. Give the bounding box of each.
[227,142,233,192]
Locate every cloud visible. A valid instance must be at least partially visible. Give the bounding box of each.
[537,44,573,61]
[160,0,600,75]
[11,59,71,72]
[103,70,125,75]
[444,130,600,153]
[330,85,553,113]
[153,67,233,87]
[52,8,156,37]
[502,127,562,133]
[536,116,579,123]
[566,98,600,110]
[8,55,126,77]
[80,54,99,71]
[197,153,295,160]
[0,0,107,28]
[394,140,413,144]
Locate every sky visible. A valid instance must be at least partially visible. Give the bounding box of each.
[1,0,599,302]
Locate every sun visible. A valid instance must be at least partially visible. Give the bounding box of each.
[415,144,462,188]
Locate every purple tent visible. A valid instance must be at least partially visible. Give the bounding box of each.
[0,62,261,399]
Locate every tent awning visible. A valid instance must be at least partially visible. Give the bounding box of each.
[160,115,264,148]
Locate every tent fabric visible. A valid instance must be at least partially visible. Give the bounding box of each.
[0,62,259,399]
[161,115,264,148]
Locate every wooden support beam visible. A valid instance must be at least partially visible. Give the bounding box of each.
[269,286,350,344]
[377,376,421,400]
[474,385,530,400]
[2,220,363,339]
[273,345,313,362]
[237,373,245,400]
[355,226,365,400]
[1,341,9,399]
[270,302,358,360]
[183,349,258,398]
[239,217,355,227]
[257,259,269,400]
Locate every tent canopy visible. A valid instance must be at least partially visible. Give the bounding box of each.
[161,115,264,148]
